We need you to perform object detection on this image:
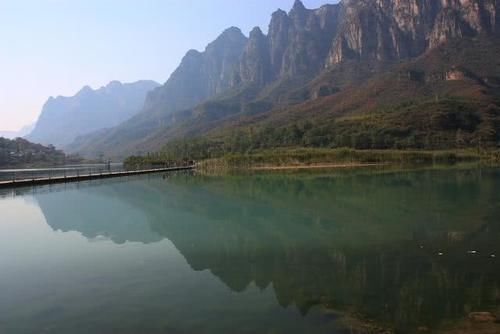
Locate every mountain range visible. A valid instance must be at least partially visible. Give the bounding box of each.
[42,0,500,158]
[27,80,159,148]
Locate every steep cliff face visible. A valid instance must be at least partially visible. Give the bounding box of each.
[237,1,341,86]
[67,29,247,156]
[327,0,498,65]
[238,0,497,83]
[497,0,500,32]
[144,27,247,114]
[238,27,271,86]
[70,0,500,158]
[283,1,338,76]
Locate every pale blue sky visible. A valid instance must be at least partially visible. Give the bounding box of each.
[0,0,337,131]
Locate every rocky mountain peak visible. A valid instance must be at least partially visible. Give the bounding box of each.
[239,27,271,85]
[181,50,203,66]
[213,26,245,43]
[289,0,311,26]
[271,8,288,19]
[104,80,123,93]
[205,27,247,55]
[185,49,201,57]
[326,0,498,66]
[106,80,122,88]
[291,0,307,12]
[249,26,265,38]
[77,85,93,96]
[69,0,500,158]
[142,26,247,117]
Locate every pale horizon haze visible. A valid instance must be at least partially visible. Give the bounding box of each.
[0,0,336,132]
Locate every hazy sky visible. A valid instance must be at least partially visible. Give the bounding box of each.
[0,0,337,132]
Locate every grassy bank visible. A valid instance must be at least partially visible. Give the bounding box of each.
[124,147,500,172]
[195,147,500,171]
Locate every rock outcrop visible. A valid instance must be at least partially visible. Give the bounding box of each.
[238,1,341,85]
[143,27,247,114]
[327,0,498,65]
[69,0,500,158]
[238,0,497,83]
[238,27,271,86]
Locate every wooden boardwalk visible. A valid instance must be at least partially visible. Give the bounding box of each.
[0,166,194,189]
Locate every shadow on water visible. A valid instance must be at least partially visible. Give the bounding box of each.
[9,167,500,333]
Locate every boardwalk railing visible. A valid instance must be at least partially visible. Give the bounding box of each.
[0,164,194,189]
[0,165,120,182]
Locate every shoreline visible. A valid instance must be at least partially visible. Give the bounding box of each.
[335,309,500,334]
[251,162,387,170]
[142,148,500,172]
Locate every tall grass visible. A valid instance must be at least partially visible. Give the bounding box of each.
[197,147,500,170]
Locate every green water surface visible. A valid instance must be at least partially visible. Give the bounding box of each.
[0,167,499,334]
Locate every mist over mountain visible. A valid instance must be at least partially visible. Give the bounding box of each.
[68,0,500,158]
[0,123,35,140]
[27,80,159,148]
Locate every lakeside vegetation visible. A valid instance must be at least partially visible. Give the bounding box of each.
[124,97,500,170]
[125,146,500,171]
[0,137,82,168]
[199,148,500,170]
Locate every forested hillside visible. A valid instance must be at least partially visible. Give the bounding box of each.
[68,0,500,159]
[0,137,73,168]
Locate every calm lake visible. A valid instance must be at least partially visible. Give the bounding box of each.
[0,167,499,334]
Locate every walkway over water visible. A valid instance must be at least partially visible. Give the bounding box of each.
[0,165,195,189]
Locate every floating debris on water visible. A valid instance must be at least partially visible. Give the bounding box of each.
[490,254,496,258]
[467,250,478,255]
[438,252,444,256]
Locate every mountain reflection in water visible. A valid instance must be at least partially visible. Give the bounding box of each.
[5,168,500,333]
